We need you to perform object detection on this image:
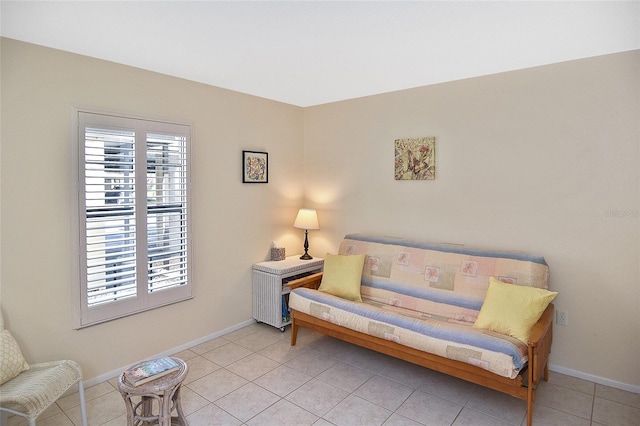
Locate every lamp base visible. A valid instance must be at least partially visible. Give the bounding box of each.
[300,229,313,260]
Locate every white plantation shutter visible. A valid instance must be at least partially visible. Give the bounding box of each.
[146,133,189,293]
[84,127,138,307]
[74,111,192,327]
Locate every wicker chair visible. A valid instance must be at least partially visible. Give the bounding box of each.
[0,311,87,426]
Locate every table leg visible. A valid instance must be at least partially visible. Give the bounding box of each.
[173,385,189,425]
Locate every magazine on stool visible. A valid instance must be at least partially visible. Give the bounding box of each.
[124,357,181,386]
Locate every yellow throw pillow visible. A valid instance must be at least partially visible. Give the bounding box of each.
[474,277,557,344]
[318,253,366,302]
[0,330,30,385]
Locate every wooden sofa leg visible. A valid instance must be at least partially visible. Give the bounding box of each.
[291,319,298,346]
[544,362,549,381]
[527,361,535,425]
[526,344,534,426]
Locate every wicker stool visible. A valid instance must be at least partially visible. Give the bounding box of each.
[117,357,189,426]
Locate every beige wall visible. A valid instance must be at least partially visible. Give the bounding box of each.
[303,51,640,388]
[0,38,305,380]
[2,38,639,389]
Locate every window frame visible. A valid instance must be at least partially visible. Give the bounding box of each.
[71,108,193,328]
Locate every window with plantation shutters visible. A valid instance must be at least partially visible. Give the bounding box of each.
[73,111,192,328]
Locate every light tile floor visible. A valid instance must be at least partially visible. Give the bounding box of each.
[10,322,640,426]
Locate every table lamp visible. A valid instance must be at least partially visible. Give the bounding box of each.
[293,208,319,260]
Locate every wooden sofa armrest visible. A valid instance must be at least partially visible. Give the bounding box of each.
[528,303,554,346]
[287,272,323,290]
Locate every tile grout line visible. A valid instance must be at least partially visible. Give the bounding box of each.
[590,391,597,426]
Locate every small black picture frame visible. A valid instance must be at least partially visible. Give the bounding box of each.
[242,150,268,183]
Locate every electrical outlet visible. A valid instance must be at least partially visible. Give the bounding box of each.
[556,310,568,326]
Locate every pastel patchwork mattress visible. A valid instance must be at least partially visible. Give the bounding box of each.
[289,287,527,378]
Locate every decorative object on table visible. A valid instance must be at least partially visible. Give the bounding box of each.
[271,242,286,261]
[293,208,320,260]
[242,150,268,183]
[123,357,181,387]
[394,137,436,180]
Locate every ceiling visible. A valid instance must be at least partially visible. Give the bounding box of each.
[2,1,639,107]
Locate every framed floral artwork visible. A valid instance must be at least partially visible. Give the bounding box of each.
[242,150,268,183]
[394,137,436,180]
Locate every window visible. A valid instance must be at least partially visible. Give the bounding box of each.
[72,111,192,327]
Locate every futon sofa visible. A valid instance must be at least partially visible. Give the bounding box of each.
[287,234,556,426]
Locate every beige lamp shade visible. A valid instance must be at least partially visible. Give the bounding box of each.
[293,208,319,230]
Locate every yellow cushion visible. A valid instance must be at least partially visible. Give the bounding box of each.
[0,330,30,385]
[318,253,366,302]
[474,277,557,344]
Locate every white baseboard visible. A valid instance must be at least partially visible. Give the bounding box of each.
[82,318,256,389]
[549,363,640,394]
